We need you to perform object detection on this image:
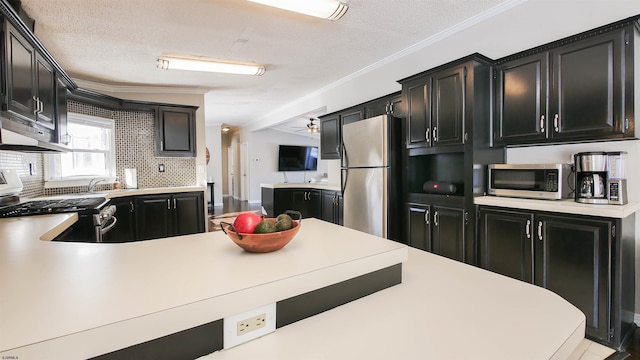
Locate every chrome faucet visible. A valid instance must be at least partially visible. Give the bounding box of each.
[88,178,105,192]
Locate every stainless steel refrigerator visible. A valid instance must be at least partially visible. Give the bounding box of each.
[341,114,393,238]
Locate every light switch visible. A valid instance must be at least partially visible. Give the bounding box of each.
[158,164,165,172]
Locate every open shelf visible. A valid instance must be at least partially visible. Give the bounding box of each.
[407,152,465,196]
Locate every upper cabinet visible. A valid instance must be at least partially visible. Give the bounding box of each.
[402,64,465,149]
[155,106,197,157]
[320,114,341,159]
[0,3,76,149]
[494,21,635,146]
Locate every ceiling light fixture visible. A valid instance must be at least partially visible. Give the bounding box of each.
[248,0,348,21]
[307,118,320,133]
[157,55,265,76]
[222,126,231,132]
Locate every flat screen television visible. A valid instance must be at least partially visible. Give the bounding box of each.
[278,145,318,171]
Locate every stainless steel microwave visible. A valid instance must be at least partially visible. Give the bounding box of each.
[487,163,573,200]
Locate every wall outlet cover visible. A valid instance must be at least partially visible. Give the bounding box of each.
[223,303,276,349]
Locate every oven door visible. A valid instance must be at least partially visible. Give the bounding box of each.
[96,216,118,243]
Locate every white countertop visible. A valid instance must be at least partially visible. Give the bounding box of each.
[475,195,640,218]
[204,247,586,360]
[261,183,341,191]
[0,217,406,359]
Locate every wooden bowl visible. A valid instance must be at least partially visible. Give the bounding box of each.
[221,219,301,253]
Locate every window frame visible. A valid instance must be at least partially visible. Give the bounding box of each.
[44,112,116,189]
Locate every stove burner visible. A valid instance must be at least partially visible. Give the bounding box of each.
[0,197,109,218]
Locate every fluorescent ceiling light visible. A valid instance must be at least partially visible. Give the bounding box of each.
[248,0,348,21]
[157,55,265,76]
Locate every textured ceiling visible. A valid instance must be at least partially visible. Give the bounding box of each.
[19,0,509,130]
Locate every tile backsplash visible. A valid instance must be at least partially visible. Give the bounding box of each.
[0,100,197,199]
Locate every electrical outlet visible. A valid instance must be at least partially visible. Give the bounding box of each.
[237,313,266,335]
[223,303,276,349]
[158,164,165,172]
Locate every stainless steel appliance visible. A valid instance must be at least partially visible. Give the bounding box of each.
[341,115,401,239]
[0,169,117,242]
[487,163,573,200]
[606,151,628,205]
[574,152,609,204]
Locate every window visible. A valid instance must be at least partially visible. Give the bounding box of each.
[45,112,115,186]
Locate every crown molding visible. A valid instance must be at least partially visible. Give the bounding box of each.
[73,78,209,95]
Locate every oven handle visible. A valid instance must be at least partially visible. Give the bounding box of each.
[100,216,118,236]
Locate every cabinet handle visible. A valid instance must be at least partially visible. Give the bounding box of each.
[385,104,389,114]
[553,114,559,132]
[335,145,339,153]
[426,128,430,142]
[161,141,164,150]
[389,103,394,114]
[32,96,39,114]
[425,210,430,225]
[173,198,177,209]
[540,115,545,133]
[537,221,543,241]
[525,220,531,239]
[433,127,438,142]
[167,199,171,210]
[434,211,439,226]
[129,201,134,213]
[464,211,469,225]
[39,98,44,114]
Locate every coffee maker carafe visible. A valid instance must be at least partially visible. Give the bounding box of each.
[575,152,609,204]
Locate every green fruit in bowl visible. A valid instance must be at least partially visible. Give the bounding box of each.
[275,217,293,231]
[254,219,277,234]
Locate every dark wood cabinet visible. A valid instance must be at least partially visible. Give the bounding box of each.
[102,196,136,243]
[4,21,56,131]
[478,207,636,350]
[321,190,343,225]
[407,203,465,262]
[155,106,197,157]
[431,206,465,262]
[319,107,364,160]
[136,192,204,241]
[402,64,465,149]
[478,208,533,282]
[291,189,321,219]
[407,203,430,251]
[55,76,69,145]
[494,25,633,145]
[320,114,341,159]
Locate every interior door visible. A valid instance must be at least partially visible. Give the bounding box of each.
[240,142,249,201]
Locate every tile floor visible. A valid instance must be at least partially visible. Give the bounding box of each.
[568,339,616,360]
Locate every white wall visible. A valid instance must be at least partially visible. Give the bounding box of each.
[205,125,223,206]
[247,129,330,203]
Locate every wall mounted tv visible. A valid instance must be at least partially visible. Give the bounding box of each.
[278,145,318,172]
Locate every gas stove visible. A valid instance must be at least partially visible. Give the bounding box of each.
[0,197,110,218]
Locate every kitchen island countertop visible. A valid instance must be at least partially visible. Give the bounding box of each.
[0,215,584,359]
[260,182,341,191]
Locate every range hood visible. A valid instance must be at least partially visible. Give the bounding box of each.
[0,127,70,152]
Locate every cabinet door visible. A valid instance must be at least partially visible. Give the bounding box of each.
[336,193,344,226]
[320,115,340,159]
[405,78,431,148]
[35,53,55,129]
[432,206,464,262]
[5,22,36,122]
[306,190,322,219]
[173,192,205,236]
[156,107,196,157]
[550,30,625,140]
[291,190,308,217]
[274,189,294,217]
[494,53,549,144]
[407,203,430,251]
[103,197,135,243]
[432,66,464,146]
[341,109,364,126]
[321,190,337,223]
[535,214,611,342]
[478,208,534,282]
[136,195,172,240]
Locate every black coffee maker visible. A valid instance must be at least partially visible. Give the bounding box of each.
[574,152,608,204]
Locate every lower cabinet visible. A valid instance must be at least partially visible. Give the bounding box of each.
[135,192,205,241]
[102,196,136,243]
[478,206,635,350]
[407,203,465,262]
[321,190,343,225]
[262,187,324,219]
